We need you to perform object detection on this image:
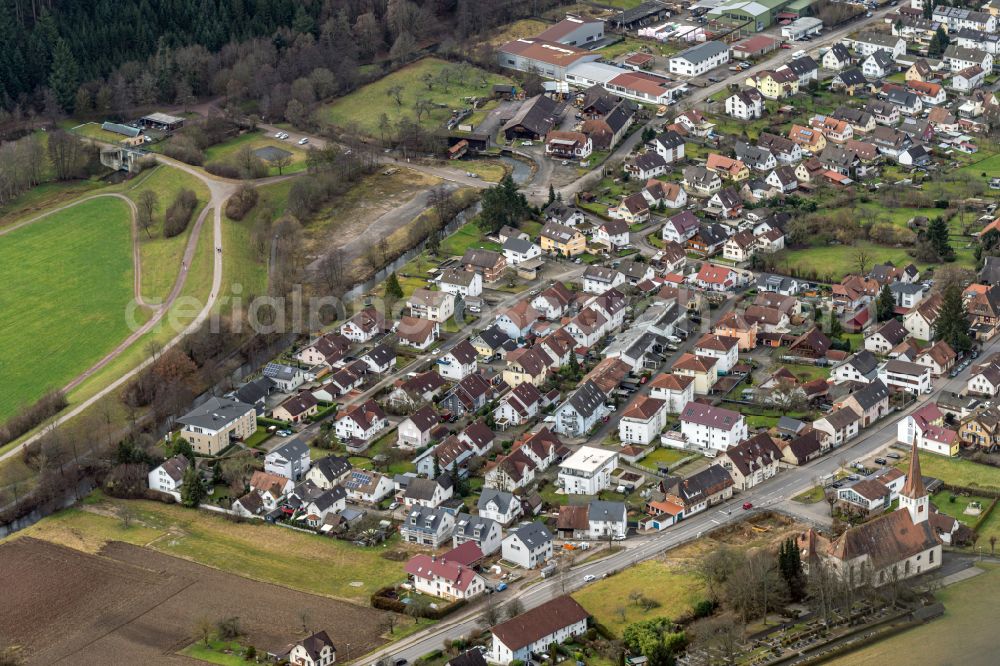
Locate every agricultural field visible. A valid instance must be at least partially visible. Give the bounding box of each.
[826,564,1000,666]
[12,495,407,603]
[203,131,309,176]
[0,537,391,664]
[125,164,211,303]
[0,196,135,421]
[318,57,513,137]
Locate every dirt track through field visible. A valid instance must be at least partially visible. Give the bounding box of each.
[0,537,391,665]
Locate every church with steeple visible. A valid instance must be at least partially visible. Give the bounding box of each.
[797,435,962,587]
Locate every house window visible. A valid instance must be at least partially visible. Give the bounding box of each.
[929,550,934,563]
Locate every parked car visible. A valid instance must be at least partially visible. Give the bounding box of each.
[874,458,887,465]
[495,582,508,592]
[887,452,901,459]
[298,137,309,145]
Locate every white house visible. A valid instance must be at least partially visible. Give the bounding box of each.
[618,396,668,445]
[718,433,782,490]
[582,265,626,294]
[439,268,483,298]
[501,522,553,569]
[865,319,909,355]
[503,237,543,266]
[897,402,959,456]
[287,631,336,666]
[693,333,740,374]
[452,513,503,556]
[669,40,730,76]
[725,89,765,120]
[878,359,932,395]
[334,399,388,445]
[439,340,479,381]
[396,405,439,450]
[812,407,861,449]
[649,373,696,413]
[967,357,1000,396]
[400,506,456,548]
[594,219,630,249]
[679,401,748,452]
[587,500,627,539]
[147,456,189,495]
[488,596,590,666]
[553,381,608,437]
[342,469,394,504]
[405,554,486,601]
[408,288,456,323]
[558,446,618,495]
[264,438,312,481]
[477,489,523,526]
[832,350,880,384]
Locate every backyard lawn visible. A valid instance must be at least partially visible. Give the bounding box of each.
[639,447,694,471]
[929,490,991,528]
[895,453,1000,492]
[319,57,513,137]
[777,363,831,382]
[10,494,406,603]
[438,221,499,257]
[572,559,705,635]
[774,240,976,283]
[0,196,135,421]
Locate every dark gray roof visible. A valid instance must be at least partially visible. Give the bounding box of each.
[588,500,626,523]
[504,237,537,254]
[449,650,489,666]
[509,521,552,548]
[836,68,868,86]
[502,94,560,136]
[475,324,511,350]
[268,437,310,461]
[981,256,1000,286]
[454,512,499,539]
[845,349,879,375]
[785,55,818,76]
[263,362,301,381]
[654,129,685,150]
[847,379,889,410]
[405,474,451,501]
[567,380,606,418]
[479,488,517,513]
[364,343,397,366]
[404,506,452,533]
[310,486,346,512]
[635,151,667,171]
[675,40,729,65]
[177,396,254,430]
[234,377,274,404]
[868,50,894,69]
[312,455,351,483]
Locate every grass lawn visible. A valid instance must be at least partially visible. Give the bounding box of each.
[458,159,508,183]
[746,415,779,429]
[0,197,135,421]
[0,180,104,229]
[202,131,309,176]
[9,494,406,603]
[438,221,500,257]
[958,151,1000,179]
[825,564,1000,666]
[774,240,976,283]
[126,164,211,303]
[572,559,705,635]
[319,57,513,137]
[777,363,830,382]
[71,121,133,144]
[929,490,990,528]
[895,453,1000,492]
[639,447,693,470]
[180,639,249,665]
[792,485,827,504]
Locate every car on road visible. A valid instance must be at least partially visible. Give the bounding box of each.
[583,574,597,582]
[742,502,753,510]
[298,137,309,145]
[875,457,887,465]
[394,659,409,666]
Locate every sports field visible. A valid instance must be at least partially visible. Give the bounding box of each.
[0,197,135,420]
[319,57,512,137]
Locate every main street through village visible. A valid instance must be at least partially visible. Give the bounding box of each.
[363,320,999,665]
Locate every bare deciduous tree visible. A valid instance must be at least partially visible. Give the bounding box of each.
[137,189,159,238]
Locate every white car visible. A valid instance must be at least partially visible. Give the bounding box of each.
[583,574,597,582]
[274,131,282,138]
[298,137,309,145]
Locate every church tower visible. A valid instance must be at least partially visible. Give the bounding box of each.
[899,433,929,524]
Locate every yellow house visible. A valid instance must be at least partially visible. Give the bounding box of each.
[788,125,826,154]
[672,353,718,395]
[540,221,586,256]
[905,59,932,83]
[746,70,798,100]
[177,397,257,456]
[501,348,549,388]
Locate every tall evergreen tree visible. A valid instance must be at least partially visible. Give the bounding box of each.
[385,272,404,299]
[935,281,972,352]
[875,284,896,322]
[48,38,79,112]
[180,464,205,507]
[478,175,529,234]
[548,184,556,205]
[926,216,954,262]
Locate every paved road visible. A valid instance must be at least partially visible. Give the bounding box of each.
[0,155,236,462]
[359,298,1000,665]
